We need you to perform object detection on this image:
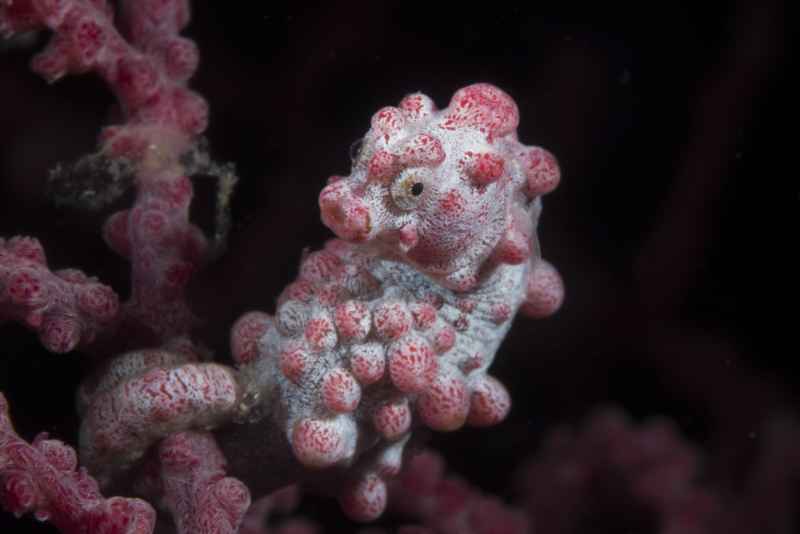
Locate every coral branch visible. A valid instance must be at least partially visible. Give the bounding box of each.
[103,163,208,341]
[0,0,206,155]
[0,236,118,353]
[79,343,241,484]
[1,0,214,343]
[0,392,156,533]
[157,431,250,534]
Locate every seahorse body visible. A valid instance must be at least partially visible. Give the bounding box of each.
[230,83,564,520]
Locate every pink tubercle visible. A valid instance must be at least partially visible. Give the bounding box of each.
[371,106,406,143]
[387,334,437,393]
[304,314,337,351]
[462,150,505,185]
[372,398,412,441]
[523,146,561,197]
[409,302,437,330]
[467,375,511,427]
[521,260,565,318]
[349,343,386,385]
[373,300,413,341]
[339,472,388,522]
[321,368,361,413]
[334,300,371,342]
[432,325,456,354]
[280,343,311,384]
[291,418,351,469]
[417,371,470,431]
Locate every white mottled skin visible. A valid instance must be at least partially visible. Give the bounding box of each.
[221,84,562,518]
[366,254,529,378]
[220,246,531,507]
[235,248,527,436]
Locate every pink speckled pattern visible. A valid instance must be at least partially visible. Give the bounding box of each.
[232,84,563,521]
[158,431,251,534]
[0,393,157,533]
[0,236,119,353]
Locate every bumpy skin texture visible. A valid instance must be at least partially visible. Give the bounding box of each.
[157,431,251,534]
[230,84,564,521]
[0,3,238,532]
[77,340,241,486]
[0,236,119,353]
[0,393,156,533]
[0,0,210,344]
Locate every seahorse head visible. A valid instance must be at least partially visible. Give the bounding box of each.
[319,83,560,291]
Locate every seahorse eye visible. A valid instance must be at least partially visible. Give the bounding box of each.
[390,171,428,211]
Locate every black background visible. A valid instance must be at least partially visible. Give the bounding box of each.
[0,1,794,532]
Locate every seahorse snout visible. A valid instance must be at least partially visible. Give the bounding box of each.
[319,180,372,242]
